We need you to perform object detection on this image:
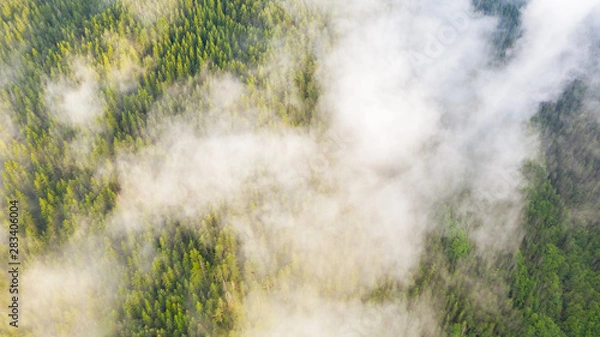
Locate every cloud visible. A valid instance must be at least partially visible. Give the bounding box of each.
[19,233,121,337]
[45,59,104,127]
[117,0,179,24]
[16,0,599,336]
[229,0,598,334]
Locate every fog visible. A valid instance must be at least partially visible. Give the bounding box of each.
[6,0,599,336]
[108,0,600,335]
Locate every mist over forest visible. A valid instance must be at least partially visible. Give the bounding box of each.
[0,0,599,336]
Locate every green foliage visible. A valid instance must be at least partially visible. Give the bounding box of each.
[114,215,243,337]
[444,210,471,264]
[404,83,600,336]
[0,0,283,335]
[0,1,598,336]
[472,0,524,60]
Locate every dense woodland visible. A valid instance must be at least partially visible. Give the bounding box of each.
[0,0,598,336]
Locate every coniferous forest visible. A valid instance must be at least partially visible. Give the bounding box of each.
[0,0,599,336]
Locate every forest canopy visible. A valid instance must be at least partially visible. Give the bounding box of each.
[0,0,599,336]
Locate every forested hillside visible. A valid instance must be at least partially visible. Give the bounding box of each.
[0,0,598,336]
